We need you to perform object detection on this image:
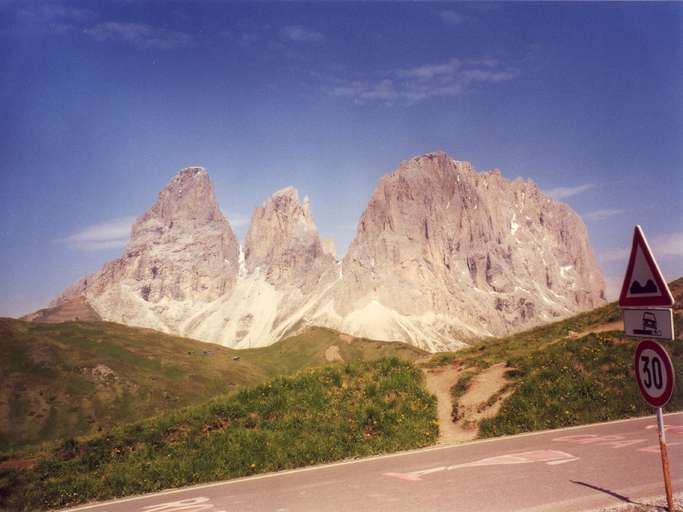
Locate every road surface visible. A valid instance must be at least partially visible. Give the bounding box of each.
[67,412,683,512]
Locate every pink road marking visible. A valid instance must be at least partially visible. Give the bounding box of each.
[638,441,683,454]
[645,425,683,435]
[552,434,628,445]
[383,450,577,482]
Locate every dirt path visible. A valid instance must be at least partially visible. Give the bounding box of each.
[424,362,511,444]
[456,363,511,430]
[570,320,623,339]
[424,365,463,445]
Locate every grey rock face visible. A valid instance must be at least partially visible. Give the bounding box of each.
[47,152,606,352]
[53,167,240,333]
[310,152,605,350]
[244,187,336,292]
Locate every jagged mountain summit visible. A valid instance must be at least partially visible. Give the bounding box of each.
[310,152,605,349]
[48,152,606,351]
[54,167,240,334]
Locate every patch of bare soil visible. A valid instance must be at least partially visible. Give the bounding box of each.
[424,365,464,445]
[569,320,624,339]
[324,345,343,362]
[425,362,511,445]
[0,459,37,471]
[339,334,355,344]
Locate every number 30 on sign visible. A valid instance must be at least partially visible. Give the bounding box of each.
[634,339,675,408]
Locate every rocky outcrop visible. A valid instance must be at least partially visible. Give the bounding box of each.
[182,187,338,348]
[244,187,336,291]
[308,152,605,350]
[42,152,606,352]
[52,167,240,333]
[21,296,100,323]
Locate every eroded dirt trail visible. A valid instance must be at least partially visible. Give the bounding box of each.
[424,362,511,444]
[424,365,464,445]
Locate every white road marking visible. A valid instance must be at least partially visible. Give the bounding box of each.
[546,458,580,465]
[142,497,225,512]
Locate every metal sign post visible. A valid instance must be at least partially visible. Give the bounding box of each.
[634,339,676,511]
[619,226,676,512]
[656,407,674,512]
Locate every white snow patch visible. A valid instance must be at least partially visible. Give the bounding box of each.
[510,213,519,235]
[560,265,574,279]
[238,245,247,277]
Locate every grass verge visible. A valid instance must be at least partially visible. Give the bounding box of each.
[0,319,425,453]
[0,358,437,511]
[479,334,683,437]
[427,277,683,439]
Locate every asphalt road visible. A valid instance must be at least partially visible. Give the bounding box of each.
[66,412,683,512]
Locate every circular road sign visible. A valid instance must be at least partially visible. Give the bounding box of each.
[634,339,675,408]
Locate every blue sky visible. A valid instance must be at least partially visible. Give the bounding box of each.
[1,1,681,316]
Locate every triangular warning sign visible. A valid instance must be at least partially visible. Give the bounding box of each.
[619,225,674,307]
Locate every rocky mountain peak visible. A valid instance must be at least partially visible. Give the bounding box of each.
[132,167,222,235]
[44,152,606,353]
[52,166,240,329]
[244,186,335,288]
[323,150,606,350]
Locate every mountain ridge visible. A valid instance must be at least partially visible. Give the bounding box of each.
[41,151,606,351]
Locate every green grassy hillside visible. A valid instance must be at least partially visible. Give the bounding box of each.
[0,320,425,452]
[0,358,437,511]
[427,277,683,437]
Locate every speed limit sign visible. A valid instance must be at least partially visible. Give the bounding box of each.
[634,339,675,407]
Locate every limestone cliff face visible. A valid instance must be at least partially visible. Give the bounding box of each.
[53,167,240,333]
[244,187,336,292]
[180,187,338,348]
[309,152,606,350]
[45,152,606,352]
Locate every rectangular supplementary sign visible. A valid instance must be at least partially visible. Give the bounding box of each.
[623,308,674,340]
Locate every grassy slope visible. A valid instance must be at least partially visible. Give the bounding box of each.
[426,277,683,437]
[0,358,437,511]
[0,320,425,453]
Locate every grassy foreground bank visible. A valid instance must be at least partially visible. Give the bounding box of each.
[428,277,683,438]
[479,334,683,437]
[0,358,437,511]
[0,319,425,453]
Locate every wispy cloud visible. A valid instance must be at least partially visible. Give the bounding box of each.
[544,183,595,200]
[59,216,135,252]
[599,247,631,264]
[84,22,194,50]
[4,5,194,50]
[583,208,624,221]
[5,3,96,36]
[325,57,519,106]
[599,231,683,264]
[279,25,325,44]
[397,58,461,80]
[651,232,683,258]
[439,10,466,26]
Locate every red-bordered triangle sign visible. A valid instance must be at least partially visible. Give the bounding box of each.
[619,225,674,307]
